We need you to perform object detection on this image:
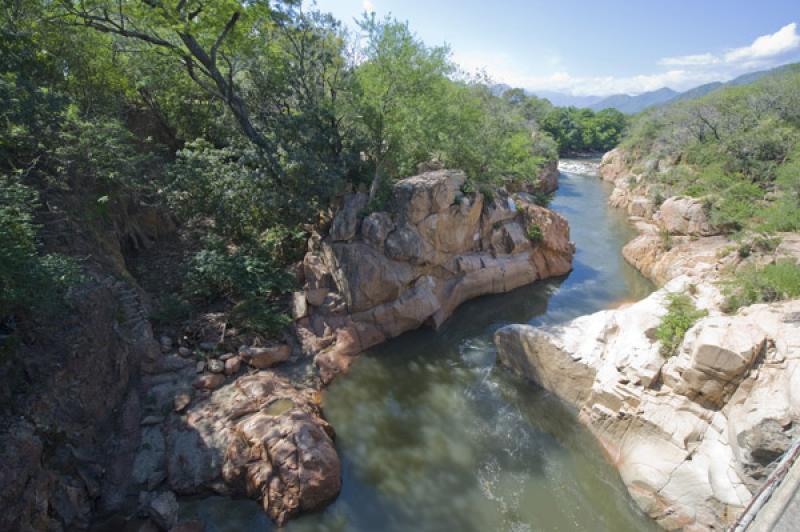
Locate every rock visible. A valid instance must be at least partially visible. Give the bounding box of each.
[241,345,291,369]
[329,192,368,241]
[291,291,308,320]
[295,169,575,377]
[599,147,628,182]
[305,288,329,308]
[160,336,173,353]
[655,196,719,236]
[361,212,395,249]
[219,352,235,361]
[177,347,192,358]
[198,342,217,352]
[392,169,465,224]
[192,374,225,391]
[207,359,224,374]
[173,391,192,413]
[195,361,205,374]
[495,271,800,530]
[224,356,241,376]
[147,491,179,531]
[133,427,166,486]
[170,520,205,532]
[163,373,341,525]
[141,415,165,426]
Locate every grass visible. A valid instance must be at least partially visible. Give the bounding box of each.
[655,293,708,357]
[722,260,800,313]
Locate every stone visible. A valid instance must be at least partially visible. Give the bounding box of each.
[177,347,192,358]
[291,291,308,320]
[147,491,179,531]
[361,211,395,248]
[305,288,329,308]
[192,374,225,391]
[207,359,224,374]
[160,336,173,353]
[224,356,241,376]
[198,342,217,352]
[195,361,205,374]
[163,373,340,525]
[173,391,192,413]
[329,192,368,241]
[170,520,205,532]
[132,427,166,486]
[656,196,719,236]
[219,352,235,361]
[242,345,291,369]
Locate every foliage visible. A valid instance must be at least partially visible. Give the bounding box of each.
[540,106,627,155]
[619,67,800,234]
[722,260,800,312]
[0,175,83,317]
[526,223,544,243]
[655,293,707,356]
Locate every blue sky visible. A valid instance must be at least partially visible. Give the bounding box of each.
[311,0,800,96]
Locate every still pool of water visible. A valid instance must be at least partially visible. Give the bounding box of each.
[181,165,658,531]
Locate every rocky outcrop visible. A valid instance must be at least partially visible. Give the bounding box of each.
[0,278,161,532]
[496,150,800,530]
[294,169,575,383]
[655,197,719,237]
[497,282,800,530]
[155,372,341,526]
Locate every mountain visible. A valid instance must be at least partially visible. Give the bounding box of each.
[529,90,604,108]
[589,88,679,114]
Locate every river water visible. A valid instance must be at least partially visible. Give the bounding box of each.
[181,162,658,531]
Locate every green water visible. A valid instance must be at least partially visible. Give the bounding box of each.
[181,164,658,531]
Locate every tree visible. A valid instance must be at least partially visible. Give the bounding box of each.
[58,0,287,174]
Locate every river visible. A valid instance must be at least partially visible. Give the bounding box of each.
[180,161,659,531]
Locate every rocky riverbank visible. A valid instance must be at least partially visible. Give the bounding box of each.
[295,169,575,384]
[496,149,800,530]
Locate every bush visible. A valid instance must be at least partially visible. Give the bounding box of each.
[531,190,554,208]
[722,260,800,312]
[1,175,83,318]
[526,223,543,243]
[184,239,295,302]
[655,293,708,357]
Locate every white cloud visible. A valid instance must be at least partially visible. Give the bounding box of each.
[725,22,800,62]
[659,53,720,67]
[455,22,800,96]
[362,0,375,13]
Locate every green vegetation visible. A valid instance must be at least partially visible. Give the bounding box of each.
[722,260,800,313]
[620,66,800,233]
[655,293,708,356]
[526,223,544,243]
[1,1,571,337]
[540,107,627,155]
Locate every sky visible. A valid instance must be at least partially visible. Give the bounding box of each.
[311,0,800,96]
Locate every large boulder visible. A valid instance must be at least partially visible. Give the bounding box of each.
[164,372,341,526]
[599,148,628,182]
[295,169,575,382]
[656,196,719,236]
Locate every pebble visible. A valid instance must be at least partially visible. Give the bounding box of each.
[199,342,217,351]
[208,359,224,374]
[195,361,206,373]
[178,347,192,358]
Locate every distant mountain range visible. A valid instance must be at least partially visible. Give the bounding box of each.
[511,63,800,114]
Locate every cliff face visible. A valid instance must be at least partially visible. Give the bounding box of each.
[294,169,575,383]
[496,149,800,530]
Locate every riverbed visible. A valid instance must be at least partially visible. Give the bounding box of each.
[180,161,658,531]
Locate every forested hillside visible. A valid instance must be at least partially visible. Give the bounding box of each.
[610,68,800,310]
[1,0,561,344]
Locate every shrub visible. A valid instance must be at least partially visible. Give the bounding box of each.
[151,294,193,325]
[184,241,295,302]
[655,293,708,357]
[1,175,83,318]
[229,298,293,337]
[722,260,800,312]
[531,190,554,208]
[526,223,543,243]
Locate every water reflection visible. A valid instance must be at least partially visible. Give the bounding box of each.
[180,168,657,532]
